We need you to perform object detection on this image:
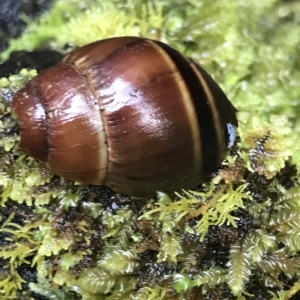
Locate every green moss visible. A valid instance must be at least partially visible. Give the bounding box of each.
[0,212,42,298]
[1,0,300,299]
[141,183,249,242]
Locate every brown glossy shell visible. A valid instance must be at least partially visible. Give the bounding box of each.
[11,37,238,197]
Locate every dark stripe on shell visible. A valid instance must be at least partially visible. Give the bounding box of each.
[154,40,220,174]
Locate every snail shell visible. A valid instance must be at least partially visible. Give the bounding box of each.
[11,36,237,197]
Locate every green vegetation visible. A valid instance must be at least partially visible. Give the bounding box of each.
[1,0,300,299]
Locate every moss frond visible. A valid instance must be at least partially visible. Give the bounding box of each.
[114,219,141,248]
[276,234,300,255]
[102,208,134,239]
[144,286,167,300]
[0,270,25,299]
[276,186,300,210]
[141,183,250,242]
[59,252,85,271]
[247,229,276,263]
[173,274,194,293]
[36,223,79,257]
[115,287,150,300]
[238,113,293,179]
[269,279,300,300]
[74,268,117,294]
[98,250,139,274]
[29,275,75,300]
[194,268,228,287]
[140,191,198,222]
[258,250,300,281]
[0,212,43,298]
[270,208,300,235]
[73,267,137,298]
[196,183,249,231]
[157,232,182,263]
[228,242,251,295]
